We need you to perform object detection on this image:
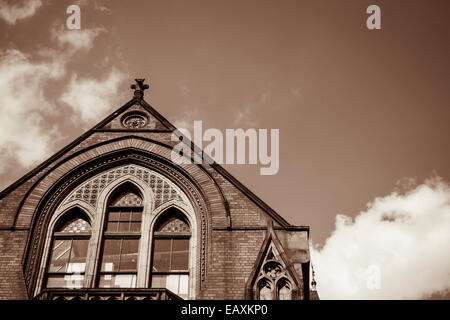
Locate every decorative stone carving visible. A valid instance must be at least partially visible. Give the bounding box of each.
[62,164,190,210]
[254,244,294,300]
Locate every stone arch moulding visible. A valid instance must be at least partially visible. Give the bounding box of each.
[22,148,212,297]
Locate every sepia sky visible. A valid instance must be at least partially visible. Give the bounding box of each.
[0,0,449,299]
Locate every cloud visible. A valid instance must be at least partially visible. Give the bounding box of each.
[0,23,120,183]
[76,0,111,13]
[60,70,127,124]
[0,0,42,25]
[311,176,450,299]
[0,49,64,173]
[52,25,105,52]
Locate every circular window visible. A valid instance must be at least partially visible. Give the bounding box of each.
[122,112,148,128]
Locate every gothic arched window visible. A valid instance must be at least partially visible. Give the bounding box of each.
[150,208,191,299]
[45,209,91,288]
[258,278,273,300]
[277,278,292,300]
[97,185,143,288]
[251,244,297,300]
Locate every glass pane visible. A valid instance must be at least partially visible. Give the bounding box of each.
[152,239,171,272]
[120,211,131,222]
[98,274,136,288]
[130,221,141,232]
[109,211,120,221]
[179,275,189,297]
[101,239,121,272]
[46,275,65,288]
[46,274,85,289]
[279,284,292,300]
[131,211,141,222]
[118,221,130,232]
[106,222,118,232]
[172,239,189,271]
[49,239,71,273]
[68,239,89,273]
[120,239,139,271]
[165,274,180,294]
[151,274,189,298]
[151,275,166,288]
[259,281,273,300]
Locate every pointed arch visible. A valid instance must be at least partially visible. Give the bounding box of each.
[149,206,195,299]
[42,207,92,289]
[277,277,292,300]
[96,174,155,213]
[34,204,94,295]
[245,223,301,300]
[96,182,145,288]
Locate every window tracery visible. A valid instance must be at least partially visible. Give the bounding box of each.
[254,244,294,300]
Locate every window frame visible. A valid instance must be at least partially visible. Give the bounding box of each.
[96,196,144,288]
[43,215,92,289]
[149,212,192,297]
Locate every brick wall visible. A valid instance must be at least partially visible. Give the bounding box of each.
[0,109,309,300]
[0,230,28,299]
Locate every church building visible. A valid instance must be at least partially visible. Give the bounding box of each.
[0,79,317,300]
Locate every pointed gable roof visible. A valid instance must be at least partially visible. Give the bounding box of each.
[0,80,306,230]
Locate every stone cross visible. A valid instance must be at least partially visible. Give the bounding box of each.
[131,78,149,98]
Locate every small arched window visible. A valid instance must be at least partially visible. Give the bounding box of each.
[150,208,191,299]
[278,278,292,300]
[97,184,143,288]
[45,209,91,288]
[258,278,273,300]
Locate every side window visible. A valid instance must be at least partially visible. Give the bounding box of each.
[150,208,191,299]
[45,209,91,288]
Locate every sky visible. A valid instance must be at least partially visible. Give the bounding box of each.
[0,0,449,299]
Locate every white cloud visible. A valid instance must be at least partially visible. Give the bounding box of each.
[0,23,121,179]
[0,0,42,25]
[60,70,126,124]
[311,176,450,299]
[76,0,111,13]
[52,25,105,52]
[0,49,64,172]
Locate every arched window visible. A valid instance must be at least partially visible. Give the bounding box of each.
[150,208,190,299]
[45,209,91,288]
[251,245,296,300]
[97,185,143,288]
[258,278,273,300]
[277,278,292,300]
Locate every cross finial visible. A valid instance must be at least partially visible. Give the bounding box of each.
[131,78,149,98]
[311,263,317,291]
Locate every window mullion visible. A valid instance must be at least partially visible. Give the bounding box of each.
[118,238,123,272]
[66,239,73,273]
[169,238,173,272]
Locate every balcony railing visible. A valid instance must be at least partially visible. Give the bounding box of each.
[34,288,182,300]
